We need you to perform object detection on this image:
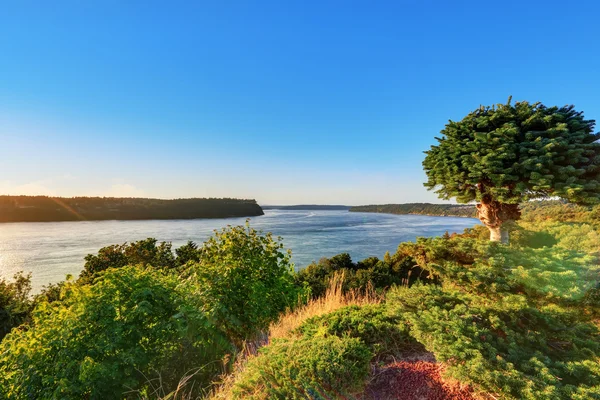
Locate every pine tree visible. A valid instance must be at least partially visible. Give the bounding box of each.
[423,98,600,242]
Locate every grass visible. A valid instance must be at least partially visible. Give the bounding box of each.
[208,272,380,400]
[269,271,381,341]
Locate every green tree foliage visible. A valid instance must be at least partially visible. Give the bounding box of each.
[295,252,434,298]
[396,236,599,301]
[183,222,304,345]
[0,273,32,341]
[175,240,201,265]
[0,266,232,399]
[232,336,372,399]
[80,238,177,280]
[0,196,264,222]
[423,99,600,242]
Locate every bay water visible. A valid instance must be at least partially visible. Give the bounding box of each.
[0,210,479,292]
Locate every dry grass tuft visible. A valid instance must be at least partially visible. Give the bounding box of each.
[269,271,381,340]
[208,272,380,399]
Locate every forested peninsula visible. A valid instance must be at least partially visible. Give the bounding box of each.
[350,201,600,221]
[350,203,477,217]
[0,196,264,222]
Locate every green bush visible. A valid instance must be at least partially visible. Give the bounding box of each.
[183,222,304,345]
[521,221,600,254]
[387,284,600,399]
[295,252,432,298]
[232,336,372,399]
[80,238,178,280]
[396,236,599,302]
[0,272,32,342]
[296,304,414,356]
[0,266,231,399]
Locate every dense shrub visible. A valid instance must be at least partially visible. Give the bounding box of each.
[396,236,599,302]
[232,336,372,399]
[32,279,69,305]
[387,284,600,399]
[0,272,32,341]
[175,240,202,265]
[0,266,231,399]
[183,222,304,345]
[296,304,415,356]
[295,252,433,298]
[518,221,600,254]
[80,238,178,280]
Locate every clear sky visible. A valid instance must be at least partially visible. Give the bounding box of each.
[1,1,599,205]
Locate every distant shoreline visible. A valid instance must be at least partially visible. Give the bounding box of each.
[351,210,478,219]
[349,203,477,218]
[0,196,264,223]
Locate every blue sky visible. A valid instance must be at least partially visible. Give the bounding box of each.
[1,0,599,205]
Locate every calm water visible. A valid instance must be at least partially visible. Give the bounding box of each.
[0,210,479,292]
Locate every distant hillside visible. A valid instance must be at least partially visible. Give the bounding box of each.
[262,205,350,210]
[350,203,476,218]
[0,196,264,222]
[350,200,599,221]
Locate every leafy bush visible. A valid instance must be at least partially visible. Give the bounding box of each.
[0,266,231,399]
[296,304,414,356]
[175,240,202,265]
[183,222,304,345]
[232,336,372,399]
[387,284,600,399]
[32,279,69,305]
[396,236,599,302]
[295,252,433,298]
[519,221,600,254]
[0,272,32,342]
[80,238,178,280]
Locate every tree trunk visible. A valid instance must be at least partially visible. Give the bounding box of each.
[487,225,502,242]
[476,197,520,244]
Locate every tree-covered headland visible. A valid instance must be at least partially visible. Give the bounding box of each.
[350,200,600,226]
[0,196,264,222]
[350,202,477,217]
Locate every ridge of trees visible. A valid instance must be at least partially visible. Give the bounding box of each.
[350,200,600,225]
[0,196,264,222]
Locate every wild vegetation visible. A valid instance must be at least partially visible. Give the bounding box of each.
[0,223,303,399]
[217,210,600,400]
[1,201,599,399]
[0,196,264,222]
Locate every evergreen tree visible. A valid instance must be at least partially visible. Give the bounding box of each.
[423,98,600,242]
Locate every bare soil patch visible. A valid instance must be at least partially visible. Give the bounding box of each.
[359,359,475,400]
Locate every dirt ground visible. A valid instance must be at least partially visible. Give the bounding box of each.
[358,357,475,400]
